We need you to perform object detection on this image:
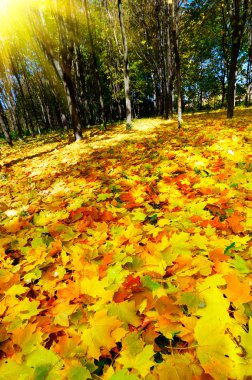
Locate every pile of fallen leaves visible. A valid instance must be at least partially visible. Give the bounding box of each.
[0,108,252,380]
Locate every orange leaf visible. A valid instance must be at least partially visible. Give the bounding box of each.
[120,192,135,202]
[123,275,143,293]
[204,204,226,218]
[155,296,182,316]
[120,192,141,209]
[100,210,114,221]
[49,239,62,256]
[209,248,229,263]
[198,187,212,195]
[226,212,244,234]
[224,274,252,303]
[190,215,202,223]
[99,253,113,279]
[113,287,130,303]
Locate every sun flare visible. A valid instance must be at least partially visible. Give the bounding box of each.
[0,0,9,13]
[0,0,29,16]
[0,0,41,61]
[0,0,31,34]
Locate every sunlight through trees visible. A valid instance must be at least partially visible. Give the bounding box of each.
[0,0,251,144]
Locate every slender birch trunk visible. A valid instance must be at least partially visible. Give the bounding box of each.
[118,0,132,129]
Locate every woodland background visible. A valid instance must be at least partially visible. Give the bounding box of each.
[0,0,252,143]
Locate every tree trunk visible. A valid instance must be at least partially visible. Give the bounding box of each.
[63,64,83,140]
[2,65,23,140]
[118,0,132,129]
[227,43,240,118]
[36,5,83,140]
[83,0,106,129]
[245,13,252,106]
[164,2,173,120]
[57,3,84,141]
[22,68,40,131]
[227,0,248,118]
[0,102,13,146]
[9,91,23,140]
[10,59,35,136]
[171,0,182,128]
[221,4,229,109]
[220,77,226,108]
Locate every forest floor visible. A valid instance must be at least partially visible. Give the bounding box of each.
[0,108,252,380]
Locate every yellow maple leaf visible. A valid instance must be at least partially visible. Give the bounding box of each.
[157,235,169,251]
[33,210,69,226]
[5,284,27,297]
[124,224,142,241]
[194,275,250,379]
[117,332,155,377]
[80,276,109,298]
[169,232,191,255]
[131,209,146,222]
[53,303,77,327]
[12,323,42,355]
[4,216,25,233]
[156,353,202,380]
[81,309,126,359]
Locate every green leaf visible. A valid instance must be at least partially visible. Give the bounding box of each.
[179,292,201,313]
[14,298,40,320]
[109,369,139,380]
[67,366,91,380]
[97,193,113,201]
[31,237,47,248]
[26,347,62,373]
[149,214,158,224]
[229,254,250,274]
[0,360,33,380]
[224,242,235,255]
[141,275,160,291]
[23,269,42,284]
[34,365,51,380]
[132,210,146,221]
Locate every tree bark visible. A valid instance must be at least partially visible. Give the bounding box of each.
[227,42,240,118]
[171,0,182,128]
[62,59,83,141]
[164,2,174,120]
[8,84,23,140]
[220,76,226,108]
[0,102,13,146]
[36,5,83,140]
[10,57,35,136]
[22,69,40,130]
[57,3,84,141]
[83,0,106,129]
[245,11,252,106]
[118,0,132,129]
[227,0,248,118]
